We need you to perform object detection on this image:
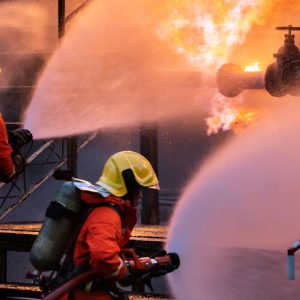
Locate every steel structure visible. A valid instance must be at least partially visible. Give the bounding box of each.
[0,133,96,221]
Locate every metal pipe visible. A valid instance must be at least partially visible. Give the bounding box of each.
[25,141,54,165]
[287,240,300,280]
[0,140,54,190]
[216,63,264,97]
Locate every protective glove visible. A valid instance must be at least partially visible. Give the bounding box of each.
[8,128,33,154]
[12,154,25,175]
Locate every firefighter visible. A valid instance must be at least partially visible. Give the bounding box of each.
[0,113,32,183]
[62,151,159,300]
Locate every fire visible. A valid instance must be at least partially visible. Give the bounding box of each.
[157,0,264,72]
[155,1,267,135]
[206,93,259,135]
[206,106,258,135]
[230,110,258,133]
[244,62,261,72]
[154,1,298,135]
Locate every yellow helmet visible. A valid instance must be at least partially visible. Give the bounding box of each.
[96,151,160,197]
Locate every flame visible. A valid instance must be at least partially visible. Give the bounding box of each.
[155,1,267,135]
[206,106,258,135]
[157,0,264,71]
[230,110,258,133]
[244,62,261,72]
[206,93,259,135]
[154,1,298,135]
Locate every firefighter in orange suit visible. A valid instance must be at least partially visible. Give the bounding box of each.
[62,151,159,300]
[0,113,32,182]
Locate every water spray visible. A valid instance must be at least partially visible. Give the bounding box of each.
[217,25,300,98]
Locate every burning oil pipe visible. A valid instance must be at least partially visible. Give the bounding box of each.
[217,25,300,98]
[216,63,264,97]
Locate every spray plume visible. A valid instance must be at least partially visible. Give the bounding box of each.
[23,0,207,139]
[23,0,269,139]
[167,98,300,299]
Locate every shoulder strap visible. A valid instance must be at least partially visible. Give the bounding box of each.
[100,202,122,218]
[63,202,122,267]
[44,202,122,294]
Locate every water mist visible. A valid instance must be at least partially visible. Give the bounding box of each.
[167,100,300,299]
[24,0,208,139]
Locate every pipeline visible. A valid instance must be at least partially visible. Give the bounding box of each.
[216,25,300,98]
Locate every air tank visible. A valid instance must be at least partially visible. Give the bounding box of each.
[30,181,82,273]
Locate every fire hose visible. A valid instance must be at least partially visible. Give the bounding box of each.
[42,270,96,300]
[42,249,180,300]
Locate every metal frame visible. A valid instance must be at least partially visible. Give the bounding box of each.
[0,1,98,221]
[0,133,96,221]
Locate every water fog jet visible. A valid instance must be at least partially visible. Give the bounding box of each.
[24,0,209,139]
[167,99,300,299]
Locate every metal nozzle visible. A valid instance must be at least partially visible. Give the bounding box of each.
[168,252,180,270]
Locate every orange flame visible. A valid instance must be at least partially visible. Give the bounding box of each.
[230,111,258,133]
[155,1,267,135]
[206,93,259,135]
[207,107,258,135]
[157,1,264,71]
[155,1,298,135]
[244,62,261,72]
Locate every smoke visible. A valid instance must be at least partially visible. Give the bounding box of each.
[167,99,300,299]
[0,2,49,119]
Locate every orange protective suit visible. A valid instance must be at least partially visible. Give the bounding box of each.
[62,190,137,300]
[0,113,15,182]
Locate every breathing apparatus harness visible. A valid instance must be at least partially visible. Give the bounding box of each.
[43,201,122,296]
[28,179,123,296]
